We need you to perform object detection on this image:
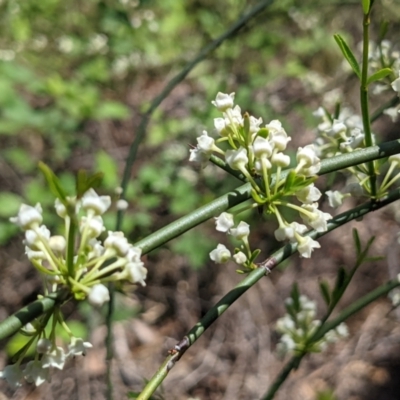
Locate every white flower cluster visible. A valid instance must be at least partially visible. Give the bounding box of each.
[191,92,330,259]
[190,92,321,178]
[0,336,92,388]
[10,188,147,307]
[276,295,348,357]
[368,40,400,121]
[210,212,251,268]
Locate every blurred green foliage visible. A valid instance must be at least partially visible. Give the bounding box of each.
[0,0,399,267]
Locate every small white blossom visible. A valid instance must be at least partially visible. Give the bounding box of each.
[10,203,43,230]
[233,251,247,264]
[209,244,231,263]
[196,130,215,153]
[41,346,66,370]
[301,203,332,232]
[48,235,66,255]
[80,215,105,238]
[211,92,235,111]
[36,338,52,354]
[88,284,110,307]
[104,231,130,256]
[274,222,308,242]
[297,236,321,258]
[225,147,248,171]
[296,145,321,176]
[252,136,273,158]
[23,360,49,386]
[295,184,321,204]
[68,337,93,356]
[82,188,111,215]
[326,190,345,208]
[24,225,51,248]
[124,261,147,286]
[215,212,235,232]
[391,74,400,95]
[271,152,290,167]
[0,364,23,389]
[266,120,291,151]
[229,221,250,241]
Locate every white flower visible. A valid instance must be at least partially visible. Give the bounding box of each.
[36,338,52,354]
[80,215,105,238]
[326,190,344,208]
[301,203,332,232]
[104,231,130,256]
[253,136,273,158]
[82,188,111,215]
[196,130,215,153]
[266,120,291,151]
[248,116,263,134]
[340,128,365,151]
[323,119,347,137]
[214,117,230,137]
[189,147,209,164]
[10,203,43,230]
[276,315,296,333]
[24,225,51,248]
[127,246,142,262]
[229,221,250,241]
[88,238,104,259]
[297,236,321,258]
[23,360,49,386]
[88,284,110,307]
[295,184,321,204]
[276,334,296,357]
[274,222,308,242]
[215,212,235,232]
[211,92,235,111]
[48,235,66,255]
[209,244,231,263]
[296,144,321,176]
[384,106,400,122]
[335,323,349,338]
[233,251,247,264]
[225,147,248,171]
[41,346,66,370]
[0,364,23,389]
[124,261,147,286]
[68,337,93,356]
[271,152,290,167]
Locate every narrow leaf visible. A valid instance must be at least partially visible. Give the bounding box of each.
[38,162,67,202]
[319,281,331,306]
[332,266,347,301]
[352,229,361,256]
[362,0,370,14]
[334,34,361,79]
[367,68,392,86]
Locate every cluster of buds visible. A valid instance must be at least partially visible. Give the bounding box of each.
[191,92,331,259]
[276,293,348,357]
[1,187,147,387]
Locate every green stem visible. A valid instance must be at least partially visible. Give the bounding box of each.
[360,9,376,198]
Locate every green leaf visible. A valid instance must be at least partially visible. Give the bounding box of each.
[38,161,67,203]
[76,170,104,198]
[367,68,392,85]
[95,150,118,190]
[332,266,347,301]
[352,228,361,256]
[319,280,331,306]
[333,34,361,79]
[362,0,370,14]
[283,170,297,192]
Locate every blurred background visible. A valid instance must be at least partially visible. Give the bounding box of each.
[0,0,400,399]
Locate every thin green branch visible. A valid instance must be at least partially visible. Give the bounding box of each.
[136,186,400,399]
[360,8,376,197]
[0,290,69,341]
